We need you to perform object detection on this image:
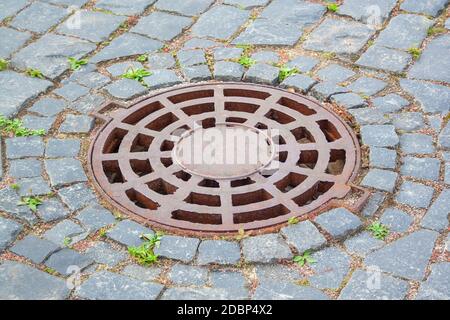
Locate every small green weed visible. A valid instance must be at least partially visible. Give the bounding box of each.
[367,222,389,240]
[408,47,421,60]
[128,232,163,265]
[121,67,152,82]
[26,68,44,79]
[326,2,339,13]
[287,216,300,225]
[137,54,148,63]
[293,250,316,267]
[63,237,72,247]
[278,66,299,82]
[10,183,20,190]
[0,59,8,71]
[427,26,446,37]
[18,196,43,212]
[238,56,256,68]
[68,57,88,70]
[236,228,249,240]
[0,115,46,137]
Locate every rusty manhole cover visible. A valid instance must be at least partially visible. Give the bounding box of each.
[88,83,362,235]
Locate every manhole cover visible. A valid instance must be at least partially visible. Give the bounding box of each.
[89,83,362,235]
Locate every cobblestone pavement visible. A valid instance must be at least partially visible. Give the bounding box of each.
[0,0,449,300]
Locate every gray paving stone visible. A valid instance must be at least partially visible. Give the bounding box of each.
[421,189,450,232]
[42,0,89,7]
[400,156,440,181]
[75,271,163,300]
[224,0,269,9]
[10,235,60,264]
[197,240,240,265]
[95,0,156,15]
[344,232,385,256]
[338,0,397,23]
[22,115,55,132]
[392,112,424,131]
[399,133,435,155]
[369,147,397,169]
[372,94,409,113]
[361,169,398,192]
[57,10,126,43]
[122,264,161,282]
[147,53,176,69]
[361,125,398,147]
[316,64,355,83]
[0,27,31,59]
[233,0,325,46]
[416,262,450,300]
[310,82,349,101]
[59,114,94,134]
[242,233,293,263]
[0,261,70,299]
[349,108,390,125]
[162,287,234,300]
[45,248,93,276]
[429,115,443,133]
[11,34,96,79]
[332,93,367,109]
[0,0,29,21]
[375,14,433,50]
[310,247,351,289]
[105,79,147,100]
[154,235,199,263]
[401,0,448,17]
[303,18,374,56]
[400,79,450,114]
[281,220,326,253]
[44,220,88,247]
[29,98,67,117]
[182,65,211,82]
[357,45,412,73]
[280,74,317,93]
[142,69,182,90]
[0,217,22,251]
[177,49,206,67]
[445,163,450,185]
[70,93,106,115]
[76,204,115,232]
[58,183,96,211]
[9,159,42,178]
[72,72,111,89]
[169,264,208,286]
[11,2,68,34]
[365,229,438,280]
[396,181,434,208]
[182,38,221,50]
[17,176,51,197]
[408,35,450,83]
[255,264,301,282]
[37,198,71,222]
[107,220,153,247]
[85,242,127,267]
[315,208,362,239]
[254,280,329,300]
[362,192,386,217]
[0,187,36,224]
[46,139,81,158]
[106,61,143,77]
[45,158,87,187]
[91,33,163,63]
[339,269,409,300]
[347,77,387,96]
[251,51,279,64]
[213,47,243,61]
[192,5,249,40]
[210,270,248,299]
[132,12,192,41]
[380,208,413,233]
[214,61,244,81]
[155,0,214,16]
[439,123,450,149]
[0,71,53,118]
[285,55,319,73]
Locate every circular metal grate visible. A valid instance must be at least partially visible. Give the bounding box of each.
[88,83,361,234]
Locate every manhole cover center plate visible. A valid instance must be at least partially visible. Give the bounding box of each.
[88,83,361,235]
[173,123,275,179]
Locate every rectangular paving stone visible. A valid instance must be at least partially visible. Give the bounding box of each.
[72,72,111,89]
[29,98,67,117]
[399,133,435,155]
[374,14,433,50]
[361,169,398,192]
[439,123,450,150]
[0,261,70,299]
[0,0,29,21]
[0,27,31,59]
[58,183,96,211]
[0,187,37,225]
[280,74,317,93]
[281,220,326,253]
[169,264,208,286]
[84,242,127,267]
[95,0,156,15]
[421,189,450,232]
[303,18,374,56]
[0,216,23,251]
[347,77,387,96]
[244,63,279,85]
[155,0,214,16]
[197,240,241,265]
[46,138,81,158]
[338,0,397,23]
[242,233,292,263]
[10,235,60,264]
[11,2,68,34]
[332,93,367,109]
[379,208,413,233]
[106,220,153,247]
[59,114,95,134]
[75,204,116,232]
[400,156,440,181]
[392,112,424,131]
[54,83,89,102]
[310,247,351,290]
[177,49,206,67]
[69,93,106,115]
[5,137,45,159]
[0,71,53,118]
[147,53,176,69]
[131,12,192,41]
[400,79,450,114]
[285,55,319,73]
[142,69,182,91]
[17,176,51,196]
[372,94,409,113]
[22,115,55,132]
[396,181,434,208]
[45,248,94,276]
[11,34,96,79]
[344,232,385,256]
[361,125,399,147]
[314,208,362,239]
[251,51,280,64]
[357,45,412,73]
[105,79,147,100]
[192,5,250,40]
[107,61,143,77]
[44,219,88,246]
[214,61,245,82]
[154,235,200,263]
[311,81,349,101]
[316,64,355,83]
[37,198,71,222]
[401,0,448,17]
[254,280,329,300]
[416,262,450,300]
[56,10,126,43]
[224,0,269,9]
[182,65,211,82]
[210,270,248,299]
[45,158,87,187]
[362,192,386,217]
[122,264,161,282]
[369,147,397,169]
[9,158,42,178]
[233,0,325,46]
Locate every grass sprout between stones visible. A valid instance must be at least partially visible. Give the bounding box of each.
[367,222,389,240]
[137,54,148,63]
[121,67,152,83]
[238,56,256,68]
[278,66,299,82]
[326,2,339,12]
[287,216,300,225]
[128,232,163,265]
[408,47,421,60]
[26,68,44,79]
[18,196,43,212]
[293,250,316,267]
[0,115,46,137]
[0,59,8,71]
[68,57,88,70]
